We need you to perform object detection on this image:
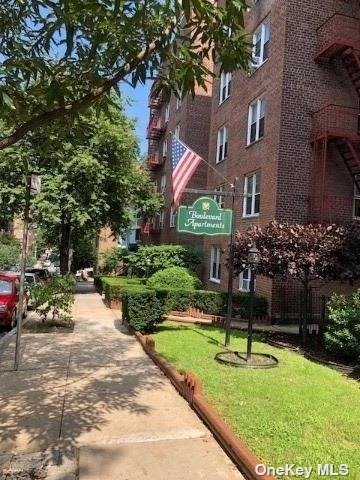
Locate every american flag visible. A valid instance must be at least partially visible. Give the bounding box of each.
[171,136,203,206]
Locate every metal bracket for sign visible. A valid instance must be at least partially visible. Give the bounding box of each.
[182,179,241,347]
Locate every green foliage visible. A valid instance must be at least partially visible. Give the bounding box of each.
[72,231,97,271]
[102,247,127,274]
[233,292,269,318]
[122,288,166,333]
[147,266,201,290]
[101,276,143,303]
[324,291,360,361]
[0,234,20,269]
[126,244,202,277]
[31,274,76,322]
[0,1,250,149]
[0,103,162,273]
[152,323,360,478]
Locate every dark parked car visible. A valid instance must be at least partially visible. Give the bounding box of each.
[25,268,51,283]
[0,274,28,329]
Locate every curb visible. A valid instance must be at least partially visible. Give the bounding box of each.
[134,331,274,480]
[0,315,32,354]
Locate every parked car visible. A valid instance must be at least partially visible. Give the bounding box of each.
[26,267,51,283]
[25,272,41,309]
[0,274,28,329]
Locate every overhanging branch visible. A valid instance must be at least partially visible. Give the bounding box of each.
[0,20,177,151]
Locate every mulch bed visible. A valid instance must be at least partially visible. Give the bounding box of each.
[23,318,74,333]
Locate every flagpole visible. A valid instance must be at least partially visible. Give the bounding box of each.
[224,177,239,347]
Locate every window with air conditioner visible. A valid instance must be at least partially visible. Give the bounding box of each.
[219,72,232,104]
[216,126,228,163]
[247,98,266,144]
[251,22,270,68]
[243,172,261,217]
[210,247,221,283]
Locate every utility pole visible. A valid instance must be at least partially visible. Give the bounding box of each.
[14,175,31,371]
[224,178,239,347]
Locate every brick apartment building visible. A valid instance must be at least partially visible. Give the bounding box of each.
[144,0,360,320]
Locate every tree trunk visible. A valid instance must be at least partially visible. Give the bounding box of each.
[59,219,72,275]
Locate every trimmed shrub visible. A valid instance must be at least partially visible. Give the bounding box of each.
[147,267,201,290]
[102,276,143,303]
[125,244,202,277]
[233,292,269,318]
[193,290,228,315]
[324,291,360,361]
[122,288,167,332]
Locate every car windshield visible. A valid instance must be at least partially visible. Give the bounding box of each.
[0,280,12,294]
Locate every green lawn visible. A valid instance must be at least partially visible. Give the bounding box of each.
[151,323,360,480]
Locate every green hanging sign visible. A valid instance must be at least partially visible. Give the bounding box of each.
[177,196,232,236]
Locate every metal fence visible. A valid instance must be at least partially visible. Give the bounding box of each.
[273,285,329,325]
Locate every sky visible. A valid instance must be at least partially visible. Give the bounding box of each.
[121,82,150,156]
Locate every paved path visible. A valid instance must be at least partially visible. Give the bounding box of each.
[0,284,244,479]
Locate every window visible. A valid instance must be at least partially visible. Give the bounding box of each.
[354,181,360,219]
[214,185,225,209]
[247,98,266,144]
[162,138,168,158]
[216,126,228,163]
[239,268,257,292]
[170,207,176,228]
[252,22,270,68]
[174,124,180,139]
[158,210,165,229]
[219,72,231,104]
[160,174,166,193]
[165,103,170,122]
[243,172,261,217]
[176,90,182,110]
[210,247,221,283]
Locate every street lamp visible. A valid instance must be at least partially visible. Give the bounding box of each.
[246,246,260,361]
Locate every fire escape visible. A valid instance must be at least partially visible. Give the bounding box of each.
[141,90,167,235]
[310,13,360,223]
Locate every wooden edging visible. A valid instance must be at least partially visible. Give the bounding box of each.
[134,331,274,480]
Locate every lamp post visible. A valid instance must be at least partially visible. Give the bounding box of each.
[246,246,260,361]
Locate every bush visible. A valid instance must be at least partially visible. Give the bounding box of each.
[0,234,20,269]
[102,247,128,274]
[233,292,269,318]
[147,267,201,290]
[101,276,143,303]
[193,290,228,315]
[122,288,167,332]
[125,244,202,277]
[324,291,360,361]
[31,274,76,322]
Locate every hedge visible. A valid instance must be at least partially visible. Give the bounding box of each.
[122,287,268,332]
[122,288,167,332]
[94,276,143,299]
[147,266,201,290]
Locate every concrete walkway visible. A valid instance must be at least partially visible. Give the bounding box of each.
[0,284,244,479]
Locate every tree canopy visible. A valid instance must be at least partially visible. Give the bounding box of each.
[0,101,163,272]
[0,0,250,150]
